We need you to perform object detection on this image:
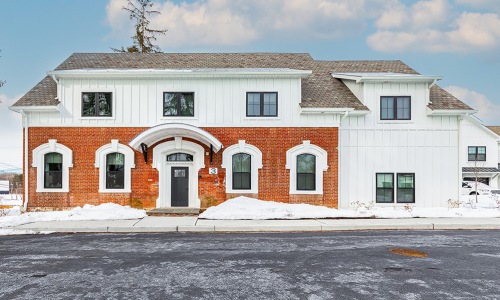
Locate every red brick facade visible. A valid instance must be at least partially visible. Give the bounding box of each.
[25,127,338,210]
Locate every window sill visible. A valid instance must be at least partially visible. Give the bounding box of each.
[289,190,323,195]
[79,116,116,120]
[36,188,69,193]
[243,117,281,121]
[226,189,258,194]
[99,189,131,193]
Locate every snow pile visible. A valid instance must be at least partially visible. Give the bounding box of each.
[0,203,146,230]
[199,196,500,220]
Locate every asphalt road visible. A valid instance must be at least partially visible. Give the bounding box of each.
[0,231,499,300]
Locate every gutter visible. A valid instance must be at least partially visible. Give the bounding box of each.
[20,109,29,211]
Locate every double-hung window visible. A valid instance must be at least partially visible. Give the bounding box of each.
[232,153,251,190]
[297,154,316,191]
[380,96,410,120]
[82,92,112,117]
[376,173,394,203]
[44,152,63,189]
[376,173,415,203]
[163,92,194,117]
[246,92,278,117]
[468,146,486,161]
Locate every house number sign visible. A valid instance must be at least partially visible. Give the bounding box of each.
[209,168,218,175]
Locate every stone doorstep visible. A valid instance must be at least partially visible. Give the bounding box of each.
[146,207,200,216]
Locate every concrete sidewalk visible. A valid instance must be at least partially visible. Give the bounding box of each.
[11,216,500,233]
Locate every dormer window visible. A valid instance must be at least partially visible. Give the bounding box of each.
[380,96,410,120]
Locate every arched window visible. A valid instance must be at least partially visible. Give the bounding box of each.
[95,140,135,193]
[232,153,251,190]
[222,141,263,194]
[33,140,73,193]
[297,154,315,191]
[167,153,193,161]
[286,141,328,194]
[44,152,63,189]
[106,153,125,189]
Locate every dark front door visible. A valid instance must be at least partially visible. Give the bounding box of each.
[171,167,189,207]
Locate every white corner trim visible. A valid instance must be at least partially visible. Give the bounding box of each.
[95,140,135,193]
[221,140,263,194]
[32,139,73,193]
[286,140,328,195]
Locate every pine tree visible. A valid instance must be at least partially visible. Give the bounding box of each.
[112,0,167,53]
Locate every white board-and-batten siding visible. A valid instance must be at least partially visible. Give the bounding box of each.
[338,81,461,208]
[26,77,341,127]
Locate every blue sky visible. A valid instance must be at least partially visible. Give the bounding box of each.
[1,0,499,169]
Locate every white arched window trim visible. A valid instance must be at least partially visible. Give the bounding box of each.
[222,140,263,194]
[95,140,135,193]
[32,139,73,193]
[286,140,328,195]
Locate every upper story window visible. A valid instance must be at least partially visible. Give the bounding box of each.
[246,92,278,117]
[468,146,486,161]
[163,92,194,117]
[82,92,112,117]
[380,96,410,120]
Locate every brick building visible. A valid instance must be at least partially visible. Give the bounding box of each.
[10,53,476,211]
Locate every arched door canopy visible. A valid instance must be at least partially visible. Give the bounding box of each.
[129,123,223,152]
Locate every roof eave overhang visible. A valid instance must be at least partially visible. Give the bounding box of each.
[8,104,60,113]
[427,108,477,116]
[300,107,370,116]
[129,123,223,152]
[48,69,312,79]
[332,74,442,84]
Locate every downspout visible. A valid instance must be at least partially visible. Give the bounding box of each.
[20,109,29,211]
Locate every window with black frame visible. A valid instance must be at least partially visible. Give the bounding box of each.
[232,153,251,190]
[246,92,277,117]
[376,173,394,203]
[380,96,410,120]
[44,152,62,189]
[82,92,112,117]
[106,153,125,189]
[297,154,315,190]
[397,173,415,203]
[163,92,194,117]
[468,146,486,161]
[167,153,193,161]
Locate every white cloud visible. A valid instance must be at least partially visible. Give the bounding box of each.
[368,0,500,53]
[106,0,373,47]
[0,94,23,168]
[445,86,500,125]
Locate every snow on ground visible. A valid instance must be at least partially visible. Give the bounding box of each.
[199,196,500,220]
[0,203,147,235]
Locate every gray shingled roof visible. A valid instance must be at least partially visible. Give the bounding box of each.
[462,167,500,173]
[12,53,472,112]
[12,76,59,107]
